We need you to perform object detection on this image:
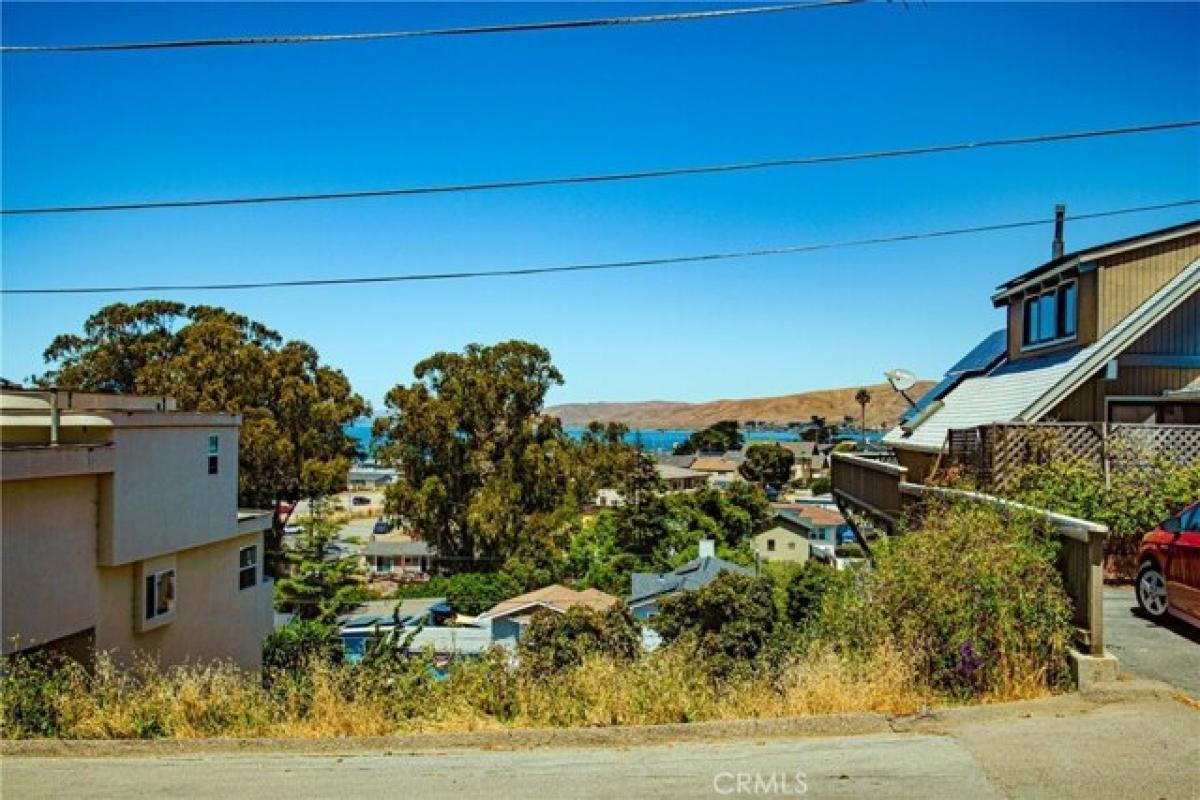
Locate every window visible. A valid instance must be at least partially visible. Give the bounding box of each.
[767,539,776,552]
[145,569,176,621]
[208,435,219,475]
[1022,281,1078,348]
[238,545,258,590]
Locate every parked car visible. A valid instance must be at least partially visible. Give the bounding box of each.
[1136,501,1200,627]
[351,496,371,506]
[373,519,393,536]
[282,524,302,535]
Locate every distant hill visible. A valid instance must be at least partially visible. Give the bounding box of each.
[546,382,936,430]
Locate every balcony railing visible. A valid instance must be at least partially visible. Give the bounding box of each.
[830,451,908,529]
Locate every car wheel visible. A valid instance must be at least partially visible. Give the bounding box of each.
[1136,562,1169,619]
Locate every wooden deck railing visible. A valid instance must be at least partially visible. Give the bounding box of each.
[832,452,1108,655]
[830,452,908,529]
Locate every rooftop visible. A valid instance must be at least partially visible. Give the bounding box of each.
[629,556,754,605]
[480,584,619,620]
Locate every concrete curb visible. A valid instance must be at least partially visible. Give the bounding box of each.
[1,678,1180,758]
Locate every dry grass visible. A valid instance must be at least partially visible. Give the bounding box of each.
[3,644,983,740]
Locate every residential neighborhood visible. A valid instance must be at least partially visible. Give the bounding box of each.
[1,2,1197,799]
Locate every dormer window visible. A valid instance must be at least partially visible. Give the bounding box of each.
[1022,281,1077,348]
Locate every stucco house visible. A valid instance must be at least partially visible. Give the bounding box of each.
[362,538,434,578]
[688,456,742,488]
[751,519,811,564]
[0,388,274,671]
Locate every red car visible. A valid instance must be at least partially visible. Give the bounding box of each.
[1136,501,1200,628]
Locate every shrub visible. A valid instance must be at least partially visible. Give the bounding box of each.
[653,572,778,676]
[518,605,641,675]
[812,499,1074,699]
[784,563,838,630]
[810,476,832,495]
[1005,452,1200,571]
[263,619,343,677]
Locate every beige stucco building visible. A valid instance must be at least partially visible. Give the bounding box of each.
[1,389,273,671]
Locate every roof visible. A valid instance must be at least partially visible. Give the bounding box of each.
[773,503,846,528]
[403,626,495,656]
[690,456,738,472]
[654,454,697,469]
[337,597,447,626]
[628,556,754,606]
[479,584,619,620]
[901,329,1008,424]
[362,539,433,558]
[888,257,1200,452]
[992,219,1200,304]
[655,463,708,480]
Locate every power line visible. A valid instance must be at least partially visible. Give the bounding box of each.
[3,199,1195,296]
[0,1,857,54]
[4,119,1197,217]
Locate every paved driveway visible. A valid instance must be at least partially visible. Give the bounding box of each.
[1104,586,1200,698]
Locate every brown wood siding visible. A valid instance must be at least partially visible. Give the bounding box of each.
[1005,271,1097,362]
[1124,291,1200,355]
[1097,234,1200,335]
[1051,368,1200,422]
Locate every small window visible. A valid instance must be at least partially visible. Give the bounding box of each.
[238,545,258,590]
[767,539,776,552]
[208,435,219,475]
[1022,282,1078,348]
[145,569,176,621]
[787,542,796,550]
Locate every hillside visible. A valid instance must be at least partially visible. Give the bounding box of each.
[546,382,936,430]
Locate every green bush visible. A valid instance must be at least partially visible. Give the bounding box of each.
[263,619,343,676]
[518,605,641,675]
[784,563,838,629]
[653,572,778,676]
[812,499,1074,698]
[1006,453,1200,560]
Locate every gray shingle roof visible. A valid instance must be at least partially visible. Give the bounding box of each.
[628,556,754,605]
[362,540,433,557]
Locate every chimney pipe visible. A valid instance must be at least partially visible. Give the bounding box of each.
[1052,204,1065,260]
[698,539,716,560]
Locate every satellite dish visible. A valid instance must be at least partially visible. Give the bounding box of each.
[884,369,918,392]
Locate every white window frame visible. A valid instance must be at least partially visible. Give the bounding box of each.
[238,545,258,590]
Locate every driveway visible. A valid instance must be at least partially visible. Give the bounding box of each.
[1104,586,1200,698]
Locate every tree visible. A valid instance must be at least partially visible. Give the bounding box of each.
[614,452,670,557]
[38,301,368,569]
[518,605,641,675]
[855,388,873,446]
[376,341,609,569]
[673,420,743,455]
[739,443,796,487]
[784,563,836,629]
[652,572,778,675]
[273,499,365,622]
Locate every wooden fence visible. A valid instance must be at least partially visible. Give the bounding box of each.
[946,422,1200,491]
[831,452,1108,655]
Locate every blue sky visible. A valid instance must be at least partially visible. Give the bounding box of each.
[3,2,1198,409]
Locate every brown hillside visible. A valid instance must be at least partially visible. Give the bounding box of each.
[547,382,935,430]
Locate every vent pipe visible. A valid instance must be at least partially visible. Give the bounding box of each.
[1052,204,1066,260]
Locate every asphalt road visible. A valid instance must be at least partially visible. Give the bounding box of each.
[3,692,1197,799]
[1104,586,1200,698]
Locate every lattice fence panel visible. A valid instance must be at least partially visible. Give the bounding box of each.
[943,422,1198,490]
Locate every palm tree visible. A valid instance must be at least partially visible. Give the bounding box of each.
[854,388,872,447]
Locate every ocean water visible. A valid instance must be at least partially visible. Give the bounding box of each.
[346,423,803,456]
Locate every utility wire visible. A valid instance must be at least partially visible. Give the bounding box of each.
[3,199,1195,295]
[4,120,1196,217]
[0,1,856,54]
